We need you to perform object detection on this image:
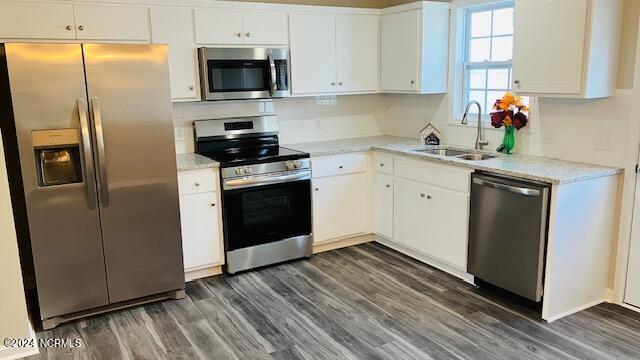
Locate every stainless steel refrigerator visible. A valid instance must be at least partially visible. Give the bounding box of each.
[0,43,184,330]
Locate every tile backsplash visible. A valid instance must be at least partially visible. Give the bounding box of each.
[173,91,633,169]
[172,94,386,154]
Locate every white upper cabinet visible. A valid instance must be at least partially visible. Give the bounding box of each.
[380,2,450,94]
[194,9,288,45]
[194,9,244,45]
[242,11,289,45]
[290,13,337,94]
[290,13,379,95]
[336,15,379,93]
[73,4,149,41]
[0,1,77,40]
[512,0,622,98]
[150,7,200,101]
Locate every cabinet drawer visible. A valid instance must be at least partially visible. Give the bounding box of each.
[178,168,217,195]
[311,154,368,178]
[373,154,393,174]
[395,158,471,193]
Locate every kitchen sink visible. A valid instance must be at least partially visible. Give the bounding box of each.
[456,153,496,161]
[414,148,469,157]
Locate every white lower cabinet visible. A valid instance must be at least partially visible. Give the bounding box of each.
[391,157,471,270]
[179,191,222,270]
[312,173,368,243]
[177,168,224,279]
[373,172,393,239]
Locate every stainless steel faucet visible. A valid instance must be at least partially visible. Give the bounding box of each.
[461,100,489,150]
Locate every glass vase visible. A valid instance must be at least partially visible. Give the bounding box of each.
[503,125,515,154]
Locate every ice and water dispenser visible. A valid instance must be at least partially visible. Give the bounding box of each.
[32,129,83,187]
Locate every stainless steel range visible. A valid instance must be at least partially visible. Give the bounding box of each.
[194,115,312,273]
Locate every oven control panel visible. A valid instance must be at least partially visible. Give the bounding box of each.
[222,158,311,179]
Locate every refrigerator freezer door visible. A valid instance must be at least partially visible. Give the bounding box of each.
[82,44,184,303]
[3,43,109,319]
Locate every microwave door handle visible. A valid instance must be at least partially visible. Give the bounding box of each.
[90,97,109,207]
[268,53,277,96]
[77,98,97,209]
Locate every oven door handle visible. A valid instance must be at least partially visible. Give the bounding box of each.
[223,171,310,190]
[268,53,277,96]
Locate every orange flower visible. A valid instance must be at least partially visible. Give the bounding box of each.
[503,115,513,127]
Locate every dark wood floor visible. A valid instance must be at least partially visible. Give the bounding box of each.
[30,243,640,360]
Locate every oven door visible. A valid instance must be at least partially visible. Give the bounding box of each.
[199,47,288,101]
[223,179,312,251]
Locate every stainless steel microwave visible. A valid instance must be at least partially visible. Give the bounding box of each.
[198,47,290,101]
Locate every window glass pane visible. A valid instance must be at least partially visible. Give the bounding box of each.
[470,11,492,37]
[491,36,513,61]
[487,91,507,113]
[469,69,487,89]
[469,38,491,62]
[487,68,510,89]
[468,90,486,114]
[492,8,514,36]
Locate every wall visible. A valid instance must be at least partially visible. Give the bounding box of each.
[0,130,36,360]
[173,95,387,153]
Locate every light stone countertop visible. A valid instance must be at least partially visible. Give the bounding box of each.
[176,153,219,171]
[285,136,623,184]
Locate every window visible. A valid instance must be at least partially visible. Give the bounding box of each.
[463,3,521,116]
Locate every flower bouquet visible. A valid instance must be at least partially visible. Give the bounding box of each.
[490,92,529,154]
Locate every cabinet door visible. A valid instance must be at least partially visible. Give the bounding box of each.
[0,1,76,40]
[194,9,243,45]
[512,0,587,94]
[422,184,469,268]
[179,192,222,270]
[150,8,199,101]
[380,10,419,92]
[336,15,379,92]
[373,173,393,239]
[393,177,427,249]
[289,13,337,94]
[73,4,149,41]
[242,11,288,45]
[312,173,368,243]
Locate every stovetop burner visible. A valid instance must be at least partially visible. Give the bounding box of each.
[200,145,309,167]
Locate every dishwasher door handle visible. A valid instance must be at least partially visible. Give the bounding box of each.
[473,178,540,197]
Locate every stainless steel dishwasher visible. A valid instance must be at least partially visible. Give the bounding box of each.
[468,172,550,302]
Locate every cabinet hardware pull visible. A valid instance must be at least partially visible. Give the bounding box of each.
[195,182,200,187]
[386,184,391,188]
[379,163,384,167]
[78,25,85,31]
[189,86,195,91]
[420,193,425,198]
[314,188,319,191]
[427,195,432,199]
[338,81,343,86]
[210,203,216,207]
[245,32,251,37]
[338,165,343,169]
[66,25,73,30]
[514,80,521,85]
[410,80,415,84]
[331,82,337,86]
[235,32,242,37]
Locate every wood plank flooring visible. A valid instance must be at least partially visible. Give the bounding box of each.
[29,243,640,360]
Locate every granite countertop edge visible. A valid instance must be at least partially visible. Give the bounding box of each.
[176,153,220,171]
[285,136,623,185]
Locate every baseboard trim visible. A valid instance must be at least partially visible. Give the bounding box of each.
[618,301,640,313]
[185,265,223,282]
[543,298,606,323]
[313,234,374,254]
[375,236,474,284]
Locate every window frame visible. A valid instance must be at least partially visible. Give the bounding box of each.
[461,1,515,119]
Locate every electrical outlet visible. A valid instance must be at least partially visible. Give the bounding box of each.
[542,129,555,144]
[595,133,614,151]
[174,127,185,141]
[315,118,322,131]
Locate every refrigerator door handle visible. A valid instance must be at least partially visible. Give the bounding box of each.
[90,97,109,207]
[77,98,97,209]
